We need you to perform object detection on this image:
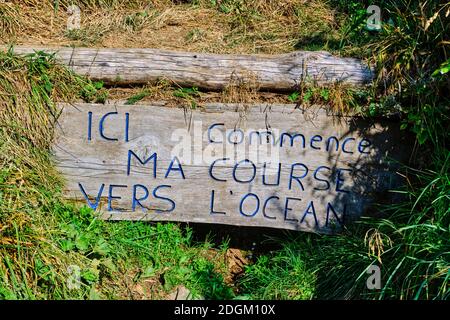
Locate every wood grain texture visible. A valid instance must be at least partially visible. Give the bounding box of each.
[7,46,373,90]
[53,102,409,233]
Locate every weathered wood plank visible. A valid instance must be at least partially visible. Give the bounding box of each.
[53,102,409,233]
[7,46,373,90]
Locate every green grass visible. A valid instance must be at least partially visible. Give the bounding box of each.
[0,48,233,300]
[241,149,449,300]
[305,145,449,300]
[54,205,234,299]
[125,90,151,105]
[239,243,316,299]
[240,0,449,300]
[173,87,200,109]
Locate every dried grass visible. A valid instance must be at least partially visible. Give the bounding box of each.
[1,0,339,54]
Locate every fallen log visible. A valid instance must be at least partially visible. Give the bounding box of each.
[7,46,373,90]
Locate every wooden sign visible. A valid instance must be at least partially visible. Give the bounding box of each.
[53,103,408,233]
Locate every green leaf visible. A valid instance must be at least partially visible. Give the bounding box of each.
[60,239,75,252]
[93,81,104,90]
[219,5,231,13]
[75,234,90,251]
[303,89,313,102]
[79,205,93,220]
[81,268,99,284]
[125,90,149,105]
[53,0,60,13]
[369,103,377,116]
[62,224,79,239]
[142,266,156,278]
[177,266,191,277]
[417,131,428,145]
[179,255,189,264]
[320,89,329,101]
[288,92,299,102]
[44,82,53,93]
[93,238,110,256]
[173,87,199,98]
[0,287,17,300]
[432,58,450,77]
